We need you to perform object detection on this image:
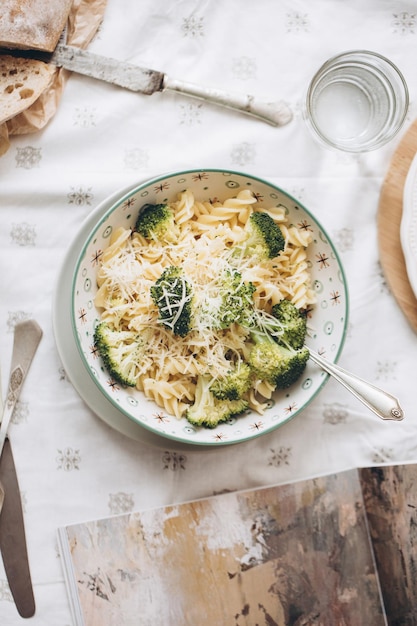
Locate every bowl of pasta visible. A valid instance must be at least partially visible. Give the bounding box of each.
[72,169,348,446]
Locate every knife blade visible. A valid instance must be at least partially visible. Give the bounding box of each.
[16,43,292,127]
[0,320,42,618]
[0,437,35,618]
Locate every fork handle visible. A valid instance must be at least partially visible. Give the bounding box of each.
[309,350,404,421]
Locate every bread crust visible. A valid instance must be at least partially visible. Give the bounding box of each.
[0,0,73,53]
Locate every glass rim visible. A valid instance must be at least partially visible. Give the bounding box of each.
[304,49,409,152]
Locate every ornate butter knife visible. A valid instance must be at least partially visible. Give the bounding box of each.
[0,319,42,618]
[2,42,292,128]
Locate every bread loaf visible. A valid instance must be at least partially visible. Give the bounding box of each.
[0,0,73,52]
[0,55,55,124]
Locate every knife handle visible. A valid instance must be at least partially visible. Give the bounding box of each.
[163,76,292,127]
[0,320,43,459]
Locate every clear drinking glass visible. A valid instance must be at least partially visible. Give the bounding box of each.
[305,50,409,152]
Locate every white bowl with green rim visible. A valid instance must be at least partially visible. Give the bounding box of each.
[71,169,349,446]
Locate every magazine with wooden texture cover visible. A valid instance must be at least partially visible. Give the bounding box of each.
[58,464,417,626]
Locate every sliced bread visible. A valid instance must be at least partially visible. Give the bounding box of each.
[0,55,55,124]
[0,0,73,52]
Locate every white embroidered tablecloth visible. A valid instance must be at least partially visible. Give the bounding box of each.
[1,0,417,623]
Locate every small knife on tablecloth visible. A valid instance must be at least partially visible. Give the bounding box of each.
[4,42,293,127]
[0,319,43,618]
[0,438,35,618]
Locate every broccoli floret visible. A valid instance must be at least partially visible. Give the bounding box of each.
[135,203,179,242]
[185,375,249,429]
[248,339,309,389]
[214,267,256,329]
[94,321,146,387]
[271,299,307,350]
[239,211,286,260]
[209,362,252,400]
[244,302,309,389]
[150,266,193,337]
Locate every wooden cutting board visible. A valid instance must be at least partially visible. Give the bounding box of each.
[378,118,417,333]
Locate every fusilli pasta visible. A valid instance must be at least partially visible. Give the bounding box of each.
[95,189,316,419]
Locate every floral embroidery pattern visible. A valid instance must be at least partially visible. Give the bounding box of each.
[10,223,36,246]
[162,451,187,470]
[11,400,29,425]
[286,12,310,33]
[268,446,292,467]
[74,106,97,127]
[109,492,135,515]
[15,146,42,168]
[334,227,355,253]
[181,15,205,37]
[372,447,394,464]
[68,187,94,206]
[375,360,397,381]
[232,56,257,80]
[323,402,348,425]
[392,12,416,35]
[0,579,13,601]
[56,447,81,471]
[230,142,256,166]
[289,187,305,202]
[179,102,203,126]
[124,148,149,170]
[7,311,31,332]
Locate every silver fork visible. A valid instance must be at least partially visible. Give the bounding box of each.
[309,349,404,421]
[0,320,43,514]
